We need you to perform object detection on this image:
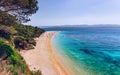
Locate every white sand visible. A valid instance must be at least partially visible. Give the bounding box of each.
[20,31,71,75]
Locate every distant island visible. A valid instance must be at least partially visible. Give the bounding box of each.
[41,24,120,31]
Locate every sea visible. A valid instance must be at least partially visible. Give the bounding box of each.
[42,25,120,75]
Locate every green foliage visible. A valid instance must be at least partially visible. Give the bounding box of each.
[26,38,36,46]
[0,11,17,26]
[0,0,43,74]
[14,36,36,50]
[0,0,39,23]
[13,24,45,38]
[7,65,18,75]
[0,40,32,75]
[0,37,6,42]
[0,0,44,50]
[0,25,17,40]
[0,25,17,35]
[0,24,44,50]
[0,41,13,57]
[14,36,27,50]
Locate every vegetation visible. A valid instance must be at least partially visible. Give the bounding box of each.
[0,29,43,75]
[13,24,44,50]
[0,0,44,75]
[0,0,39,23]
[13,24,44,38]
[0,11,17,26]
[0,40,32,75]
[14,36,36,50]
[0,25,44,75]
[0,25,17,41]
[0,25,44,50]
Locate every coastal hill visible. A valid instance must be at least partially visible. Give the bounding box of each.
[0,0,44,75]
[42,24,120,31]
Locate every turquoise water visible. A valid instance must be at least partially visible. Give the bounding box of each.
[52,28,120,75]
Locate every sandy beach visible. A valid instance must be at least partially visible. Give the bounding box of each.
[20,31,71,75]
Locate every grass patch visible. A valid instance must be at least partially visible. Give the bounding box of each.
[0,40,32,75]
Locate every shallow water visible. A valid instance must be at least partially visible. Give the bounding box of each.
[52,27,120,75]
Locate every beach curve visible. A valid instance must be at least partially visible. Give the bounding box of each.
[20,31,71,75]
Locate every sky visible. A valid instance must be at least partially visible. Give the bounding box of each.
[26,0,120,26]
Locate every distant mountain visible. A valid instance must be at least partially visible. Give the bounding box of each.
[40,24,120,31]
[41,24,120,28]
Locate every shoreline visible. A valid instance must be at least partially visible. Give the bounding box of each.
[20,31,71,75]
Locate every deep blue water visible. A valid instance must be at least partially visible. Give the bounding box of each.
[51,27,120,75]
